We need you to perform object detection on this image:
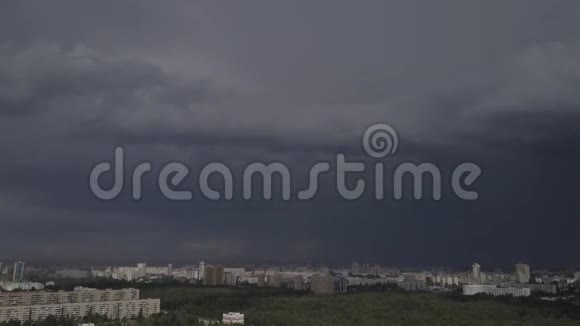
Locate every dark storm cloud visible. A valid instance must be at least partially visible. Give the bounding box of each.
[0,0,579,267]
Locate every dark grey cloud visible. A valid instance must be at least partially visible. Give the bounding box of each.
[0,0,579,268]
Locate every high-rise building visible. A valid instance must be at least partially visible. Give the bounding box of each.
[215,266,225,286]
[0,262,3,276]
[479,272,487,284]
[167,264,173,277]
[136,263,147,279]
[515,264,530,284]
[472,263,481,281]
[204,265,217,286]
[199,261,206,281]
[12,261,25,282]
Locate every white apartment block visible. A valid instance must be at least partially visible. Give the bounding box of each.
[223,312,244,324]
[463,284,531,297]
[0,288,160,323]
[432,275,460,286]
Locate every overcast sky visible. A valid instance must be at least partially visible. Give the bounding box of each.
[1,1,579,268]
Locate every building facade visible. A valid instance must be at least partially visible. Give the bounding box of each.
[472,263,481,281]
[199,261,206,281]
[204,266,216,286]
[514,283,557,294]
[515,264,531,284]
[0,288,160,323]
[12,262,25,283]
[463,284,530,297]
[222,312,244,324]
[215,266,225,286]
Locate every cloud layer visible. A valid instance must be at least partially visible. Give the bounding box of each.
[0,1,579,267]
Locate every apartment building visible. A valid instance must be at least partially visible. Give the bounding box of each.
[0,288,160,323]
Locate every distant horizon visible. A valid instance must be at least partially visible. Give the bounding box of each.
[1,1,580,271]
[3,259,578,272]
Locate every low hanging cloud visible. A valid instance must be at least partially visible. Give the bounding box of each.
[458,43,580,144]
[2,41,579,155]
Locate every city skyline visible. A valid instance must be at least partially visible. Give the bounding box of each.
[0,258,578,273]
[0,258,577,325]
